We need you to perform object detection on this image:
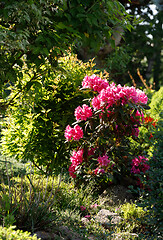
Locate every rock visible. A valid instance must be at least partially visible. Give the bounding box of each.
[87,234,96,240]
[101,185,135,205]
[94,209,122,229]
[81,217,90,225]
[34,231,59,239]
[58,225,84,240]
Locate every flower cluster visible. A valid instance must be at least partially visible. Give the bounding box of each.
[130,110,144,124]
[69,165,77,178]
[65,124,83,141]
[80,206,86,211]
[75,104,93,121]
[82,74,109,93]
[131,156,150,174]
[97,154,110,167]
[70,149,83,166]
[69,149,84,178]
[92,83,148,110]
[131,127,140,137]
[94,167,105,175]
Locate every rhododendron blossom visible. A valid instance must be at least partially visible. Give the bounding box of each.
[130,110,144,124]
[69,164,77,178]
[82,74,109,93]
[94,167,105,175]
[132,127,140,137]
[75,104,93,121]
[91,83,148,110]
[68,149,84,178]
[88,147,96,156]
[98,154,110,167]
[131,156,150,174]
[65,124,83,141]
[70,149,83,167]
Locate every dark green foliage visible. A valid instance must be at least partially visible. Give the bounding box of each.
[105,45,132,82]
[132,88,163,238]
[0,0,133,102]
[124,4,163,89]
[137,126,163,238]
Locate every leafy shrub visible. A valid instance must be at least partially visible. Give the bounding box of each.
[0,226,40,240]
[149,86,163,120]
[138,120,163,237]
[1,51,96,174]
[116,202,148,235]
[127,87,163,238]
[64,74,151,189]
[120,203,146,220]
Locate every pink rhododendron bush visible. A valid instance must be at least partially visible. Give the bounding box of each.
[65,74,153,189]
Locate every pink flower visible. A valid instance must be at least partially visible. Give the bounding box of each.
[88,147,96,156]
[131,166,141,174]
[69,164,77,178]
[130,110,144,124]
[97,154,110,167]
[73,125,83,140]
[65,124,83,141]
[131,156,150,175]
[99,169,105,174]
[94,167,105,175]
[94,168,99,175]
[90,204,99,209]
[75,104,93,121]
[80,206,86,211]
[82,74,109,93]
[132,127,140,137]
[65,125,74,141]
[91,96,102,110]
[136,89,148,104]
[91,82,148,110]
[70,149,83,166]
[84,215,91,218]
[142,164,150,173]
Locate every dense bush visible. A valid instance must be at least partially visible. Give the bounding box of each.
[1,51,96,174]
[0,226,40,240]
[149,86,163,120]
[64,74,154,190]
[136,87,163,238]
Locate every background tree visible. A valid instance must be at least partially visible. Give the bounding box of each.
[0,0,133,107]
[102,0,163,88]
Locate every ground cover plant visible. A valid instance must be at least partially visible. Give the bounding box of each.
[0,226,40,240]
